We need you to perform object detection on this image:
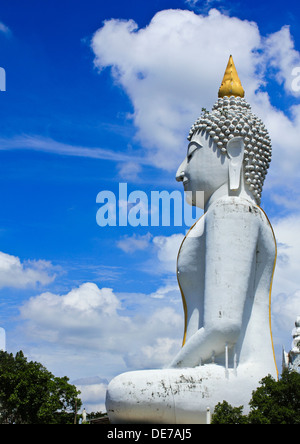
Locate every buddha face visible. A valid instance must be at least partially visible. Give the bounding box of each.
[176,131,229,208]
[186,96,272,205]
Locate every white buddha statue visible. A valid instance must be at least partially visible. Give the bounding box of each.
[292,317,300,353]
[282,316,300,373]
[106,56,278,424]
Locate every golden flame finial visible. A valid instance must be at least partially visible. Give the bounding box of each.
[218,55,245,98]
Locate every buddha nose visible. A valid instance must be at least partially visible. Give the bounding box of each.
[176,160,186,182]
[176,169,185,182]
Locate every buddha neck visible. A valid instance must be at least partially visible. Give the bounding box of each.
[204,181,257,212]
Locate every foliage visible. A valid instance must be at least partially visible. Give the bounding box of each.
[86,410,107,420]
[0,350,82,424]
[211,401,248,424]
[212,370,300,425]
[248,370,300,424]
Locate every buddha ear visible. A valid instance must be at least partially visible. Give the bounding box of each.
[227,137,244,191]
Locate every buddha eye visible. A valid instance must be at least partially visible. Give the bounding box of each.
[187,142,202,162]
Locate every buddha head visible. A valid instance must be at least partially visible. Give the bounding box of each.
[176,56,272,207]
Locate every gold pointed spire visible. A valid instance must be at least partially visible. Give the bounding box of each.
[218,55,245,98]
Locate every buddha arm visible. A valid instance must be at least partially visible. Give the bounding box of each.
[170,198,260,368]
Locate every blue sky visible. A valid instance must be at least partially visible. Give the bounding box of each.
[0,0,300,412]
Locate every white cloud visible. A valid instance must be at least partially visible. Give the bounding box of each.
[116,232,184,276]
[262,25,300,96]
[272,214,300,295]
[116,232,152,253]
[185,0,198,6]
[273,291,299,340]
[149,282,179,300]
[0,22,11,36]
[92,9,262,170]
[185,0,223,8]
[249,90,300,195]
[20,283,127,346]
[0,251,56,289]
[117,161,143,181]
[0,134,148,165]
[271,215,300,349]
[19,281,183,359]
[125,336,181,370]
[75,381,108,413]
[153,233,184,273]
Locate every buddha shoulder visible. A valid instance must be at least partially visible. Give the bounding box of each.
[206,196,268,227]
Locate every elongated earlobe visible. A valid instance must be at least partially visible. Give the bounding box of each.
[227,137,244,191]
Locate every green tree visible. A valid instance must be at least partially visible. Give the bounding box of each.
[212,370,300,424]
[0,350,82,424]
[87,410,107,420]
[211,401,248,424]
[248,370,300,424]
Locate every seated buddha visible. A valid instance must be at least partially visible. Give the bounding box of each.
[105,56,278,424]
